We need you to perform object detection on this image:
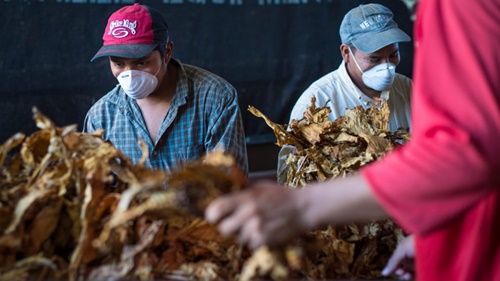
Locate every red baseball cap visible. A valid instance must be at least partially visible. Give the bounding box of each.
[91,3,169,62]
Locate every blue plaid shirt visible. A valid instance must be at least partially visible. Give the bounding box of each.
[84,58,248,174]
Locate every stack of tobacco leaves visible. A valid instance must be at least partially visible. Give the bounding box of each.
[247,96,409,279]
[0,108,257,281]
[0,101,409,281]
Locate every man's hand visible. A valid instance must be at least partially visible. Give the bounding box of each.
[206,174,387,249]
[205,181,307,249]
[382,235,415,280]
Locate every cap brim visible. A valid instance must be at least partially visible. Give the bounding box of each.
[352,28,411,53]
[91,44,157,62]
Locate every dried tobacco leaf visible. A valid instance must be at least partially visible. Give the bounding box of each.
[1,100,406,281]
[0,133,25,168]
[239,247,289,281]
[27,197,63,255]
[0,107,250,281]
[0,255,58,281]
[248,106,306,151]
[247,97,409,279]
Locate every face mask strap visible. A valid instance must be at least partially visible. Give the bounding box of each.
[153,61,163,77]
[348,46,364,74]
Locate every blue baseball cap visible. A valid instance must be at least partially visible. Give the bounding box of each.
[340,3,411,53]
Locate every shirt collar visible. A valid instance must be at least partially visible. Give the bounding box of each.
[169,57,188,108]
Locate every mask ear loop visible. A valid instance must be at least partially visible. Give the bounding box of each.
[153,61,163,77]
[348,46,364,73]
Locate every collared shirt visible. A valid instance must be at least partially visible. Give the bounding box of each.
[84,58,248,174]
[278,61,412,182]
[289,61,412,132]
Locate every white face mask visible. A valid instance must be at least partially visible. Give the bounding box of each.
[349,47,396,91]
[117,64,162,99]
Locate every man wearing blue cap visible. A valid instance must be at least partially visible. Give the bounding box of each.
[84,4,248,174]
[278,3,413,182]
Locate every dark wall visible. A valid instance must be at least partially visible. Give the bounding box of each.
[0,0,414,170]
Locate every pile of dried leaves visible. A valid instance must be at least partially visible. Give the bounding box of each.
[0,100,409,281]
[0,108,253,281]
[248,97,410,279]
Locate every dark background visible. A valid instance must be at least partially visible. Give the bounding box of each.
[0,0,414,172]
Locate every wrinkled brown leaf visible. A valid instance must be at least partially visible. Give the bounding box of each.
[0,107,248,281]
[248,97,409,279]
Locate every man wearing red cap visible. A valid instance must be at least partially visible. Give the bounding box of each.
[84,3,248,174]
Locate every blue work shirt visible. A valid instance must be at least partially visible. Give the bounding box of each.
[84,58,248,175]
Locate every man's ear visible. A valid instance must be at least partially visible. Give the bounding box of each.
[165,41,174,63]
[340,44,351,63]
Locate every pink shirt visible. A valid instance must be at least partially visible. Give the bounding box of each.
[362,0,500,280]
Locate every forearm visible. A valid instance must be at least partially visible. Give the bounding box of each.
[297,174,388,230]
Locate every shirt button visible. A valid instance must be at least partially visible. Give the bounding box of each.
[152,151,158,159]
